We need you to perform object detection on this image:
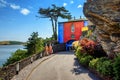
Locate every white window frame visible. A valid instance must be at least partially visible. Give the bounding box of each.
[71,23,75,33]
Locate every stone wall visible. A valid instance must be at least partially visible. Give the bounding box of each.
[83,0,120,57]
[52,43,66,53]
[0,43,66,80]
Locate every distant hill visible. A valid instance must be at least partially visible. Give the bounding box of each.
[0,41,25,45]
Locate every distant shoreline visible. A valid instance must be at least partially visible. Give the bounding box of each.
[0,44,24,45]
[0,41,26,45]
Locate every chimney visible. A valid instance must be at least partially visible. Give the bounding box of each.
[74,16,76,20]
[80,16,82,19]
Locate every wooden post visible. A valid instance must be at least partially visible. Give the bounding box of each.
[40,52,42,58]
[16,62,19,74]
[31,57,33,63]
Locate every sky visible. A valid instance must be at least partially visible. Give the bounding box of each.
[0,0,86,42]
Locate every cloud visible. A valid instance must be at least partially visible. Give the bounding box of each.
[0,0,7,7]
[20,8,30,15]
[63,3,67,7]
[0,0,30,16]
[70,1,74,4]
[77,4,83,8]
[10,4,30,15]
[10,4,20,10]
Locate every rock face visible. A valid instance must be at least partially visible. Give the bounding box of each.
[83,0,120,56]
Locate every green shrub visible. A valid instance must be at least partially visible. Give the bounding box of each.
[90,57,113,77]
[75,46,83,59]
[101,60,113,76]
[75,46,93,66]
[96,57,114,77]
[96,57,108,73]
[75,46,80,56]
[89,58,99,69]
[113,56,120,80]
[3,49,27,66]
[80,55,93,66]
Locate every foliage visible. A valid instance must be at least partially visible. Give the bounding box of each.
[3,32,45,66]
[113,56,120,80]
[94,57,113,77]
[80,55,93,66]
[75,44,94,66]
[90,57,113,77]
[100,60,113,76]
[89,58,99,69]
[26,32,44,55]
[9,41,25,45]
[80,38,96,55]
[72,41,79,49]
[96,57,108,73]
[38,4,71,40]
[75,46,87,59]
[75,46,80,54]
[75,39,115,78]
[75,46,93,66]
[79,38,107,58]
[43,37,56,45]
[116,53,120,57]
[86,30,92,38]
[3,49,27,66]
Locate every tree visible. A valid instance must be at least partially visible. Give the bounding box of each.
[38,4,71,40]
[26,32,44,55]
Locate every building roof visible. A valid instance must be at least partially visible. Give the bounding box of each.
[58,18,88,23]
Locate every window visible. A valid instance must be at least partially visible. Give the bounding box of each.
[71,23,75,33]
[71,34,75,39]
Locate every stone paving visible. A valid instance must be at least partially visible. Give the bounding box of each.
[11,54,55,80]
[12,51,101,80]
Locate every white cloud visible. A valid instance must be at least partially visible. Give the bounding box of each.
[70,1,74,4]
[10,4,20,10]
[63,3,67,7]
[77,4,83,8]
[0,0,7,7]
[20,8,30,15]
[0,0,30,16]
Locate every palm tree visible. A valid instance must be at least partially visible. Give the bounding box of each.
[38,4,71,40]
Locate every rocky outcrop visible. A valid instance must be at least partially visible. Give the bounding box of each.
[83,0,120,56]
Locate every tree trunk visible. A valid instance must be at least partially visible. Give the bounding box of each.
[51,18,56,40]
[54,18,58,40]
[51,18,55,35]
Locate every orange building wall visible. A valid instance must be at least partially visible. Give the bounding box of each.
[64,22,72,43]
[63,21,84,43]
[74,21,84,40]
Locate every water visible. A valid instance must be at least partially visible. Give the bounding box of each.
[0,45,25,67]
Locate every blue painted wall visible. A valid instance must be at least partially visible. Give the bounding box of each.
[58,23,64,43]
[84,21,88,27]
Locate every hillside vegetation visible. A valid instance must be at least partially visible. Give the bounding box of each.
[0,41,25,45]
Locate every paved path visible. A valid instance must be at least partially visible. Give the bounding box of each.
[12,51,100,80]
